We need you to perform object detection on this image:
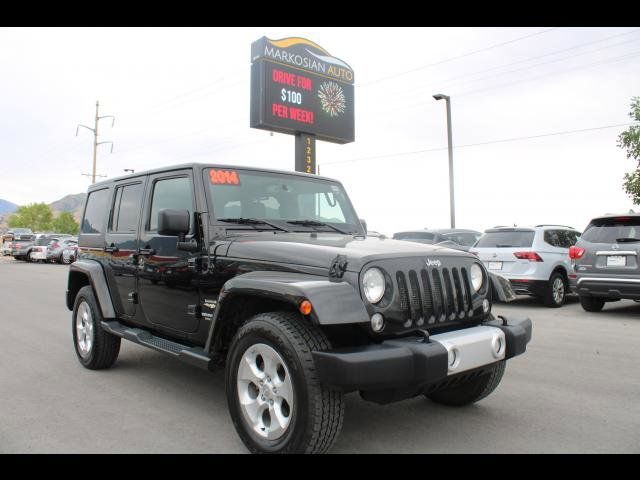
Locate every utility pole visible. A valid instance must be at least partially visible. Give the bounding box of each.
[433,93,455,228]
[77,100,115,184]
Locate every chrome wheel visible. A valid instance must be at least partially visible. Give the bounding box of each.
[76,301,94,358]
[552,277,565,304]
[237,343,294,441]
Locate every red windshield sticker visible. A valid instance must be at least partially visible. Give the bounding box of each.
[210,169,240,185]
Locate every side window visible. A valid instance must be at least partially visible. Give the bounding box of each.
[544,230,561,247]
[111,183,144,233]
[148,176,194,232]
[81,188,109,234]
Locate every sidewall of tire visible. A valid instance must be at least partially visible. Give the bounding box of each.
[225,314,332,454]
[544,272,566,308]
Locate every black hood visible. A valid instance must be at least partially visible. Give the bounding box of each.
[226,232,471,272]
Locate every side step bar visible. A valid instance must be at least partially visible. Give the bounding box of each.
[101,320,214,370]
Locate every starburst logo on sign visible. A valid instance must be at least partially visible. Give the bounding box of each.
[318,81,346,117]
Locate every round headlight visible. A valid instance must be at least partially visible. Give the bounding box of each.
[470,263,484,292]
[362,268,385,304]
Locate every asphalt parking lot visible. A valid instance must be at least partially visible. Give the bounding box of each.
[1,257,639,453]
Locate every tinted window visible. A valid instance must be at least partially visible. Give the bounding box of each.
[149,177,193,232]
[476,231,535,248]
[112,183,144,233]
[544,230,562,247]
[81,189,109,234]
[394,232,435,241]
[442,232,481,247]
[582,217,640,243]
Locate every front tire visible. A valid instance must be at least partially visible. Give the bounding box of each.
[579,295,605,312]
[426,361,506,406]
[72,286,121,369]
[543,272,566,308]
[225,311,345,454]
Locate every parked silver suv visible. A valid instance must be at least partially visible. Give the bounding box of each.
[470,225,581,307]
[570,213,640,312]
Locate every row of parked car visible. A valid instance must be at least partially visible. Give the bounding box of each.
[389,213,640,312]
[1,228,78,264]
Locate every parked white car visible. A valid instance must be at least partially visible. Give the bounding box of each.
[470,225,581,307]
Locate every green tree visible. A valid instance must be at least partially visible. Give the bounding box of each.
[52,211,80,235]
[7,203,53,232]
[620,96,640,204]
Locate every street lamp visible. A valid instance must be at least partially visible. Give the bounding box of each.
[433,93,455,228]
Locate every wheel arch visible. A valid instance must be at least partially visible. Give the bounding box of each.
[205,271,370,355]
[66,260,116,318]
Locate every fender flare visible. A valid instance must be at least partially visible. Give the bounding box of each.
[205,271,370,352]
[66,259,117,318]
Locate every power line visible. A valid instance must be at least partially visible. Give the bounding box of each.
[370,29,640,107]
[359,28,559,87]
[322,123,633,166]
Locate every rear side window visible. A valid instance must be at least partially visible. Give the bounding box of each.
[111,183,144,233]
[81,189,109,234]
[582,217,640,243]
[544,230,562,247]
[148,177,193,232]
[476,231,535,248]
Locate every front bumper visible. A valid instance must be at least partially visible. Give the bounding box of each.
[575,276,640,300]
[312,316,532,393]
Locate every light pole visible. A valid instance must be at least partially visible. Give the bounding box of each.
[433,93,455,228]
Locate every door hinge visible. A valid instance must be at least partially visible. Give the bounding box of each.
[187,304,202,318]
[127,292,138,304]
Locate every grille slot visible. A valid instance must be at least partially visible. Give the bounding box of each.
[396,271,409,313]
[394,264,475,326]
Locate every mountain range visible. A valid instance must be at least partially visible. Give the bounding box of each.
[0,193,86,233]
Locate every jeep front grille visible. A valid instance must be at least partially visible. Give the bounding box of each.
[396,267,474,325]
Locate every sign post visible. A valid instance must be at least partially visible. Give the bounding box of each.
[250,37,354,173]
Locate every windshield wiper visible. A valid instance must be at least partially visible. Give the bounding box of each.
[217,218,291,232]
[286,220,352,235]
[615,237,640,243]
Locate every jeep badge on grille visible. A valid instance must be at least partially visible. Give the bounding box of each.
[426,259,442,267]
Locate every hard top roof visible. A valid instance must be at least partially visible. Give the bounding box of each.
[89,163,341,190]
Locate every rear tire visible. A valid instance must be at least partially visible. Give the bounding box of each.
[426,361,506,406]
[543,272,566,308]
[225,311,345,454]
[72,286,121,369]
[579,295,605,312]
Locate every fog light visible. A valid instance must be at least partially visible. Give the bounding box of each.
[482,299,490,313]
[371,313,384,332]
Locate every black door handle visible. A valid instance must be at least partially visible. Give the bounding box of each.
[104,245,119,253]
[138,247,156,256]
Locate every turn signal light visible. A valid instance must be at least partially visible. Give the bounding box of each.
[299,300,313,316]
[569,246,585,259]
[514,251,543,262]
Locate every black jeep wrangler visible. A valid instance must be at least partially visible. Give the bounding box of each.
[66,163,532,454]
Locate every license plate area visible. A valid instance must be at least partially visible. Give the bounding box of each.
[430,326,506,375]
[606,255,626,267]
[488,261,503,270]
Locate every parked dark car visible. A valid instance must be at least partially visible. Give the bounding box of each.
[393,228,482,251]
[570,213,640,311]
[66,163,531,454]
[9,229,36,260]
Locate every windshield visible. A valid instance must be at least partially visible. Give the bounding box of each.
[206,168,362,234]
[442,232,481,247]
[475,231,535,248]
[582,217,640,243]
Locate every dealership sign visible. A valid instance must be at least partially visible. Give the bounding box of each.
[250,37,355,144]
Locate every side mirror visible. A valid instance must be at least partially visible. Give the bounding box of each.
[359,218,367,234]
[158,209,190,236]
